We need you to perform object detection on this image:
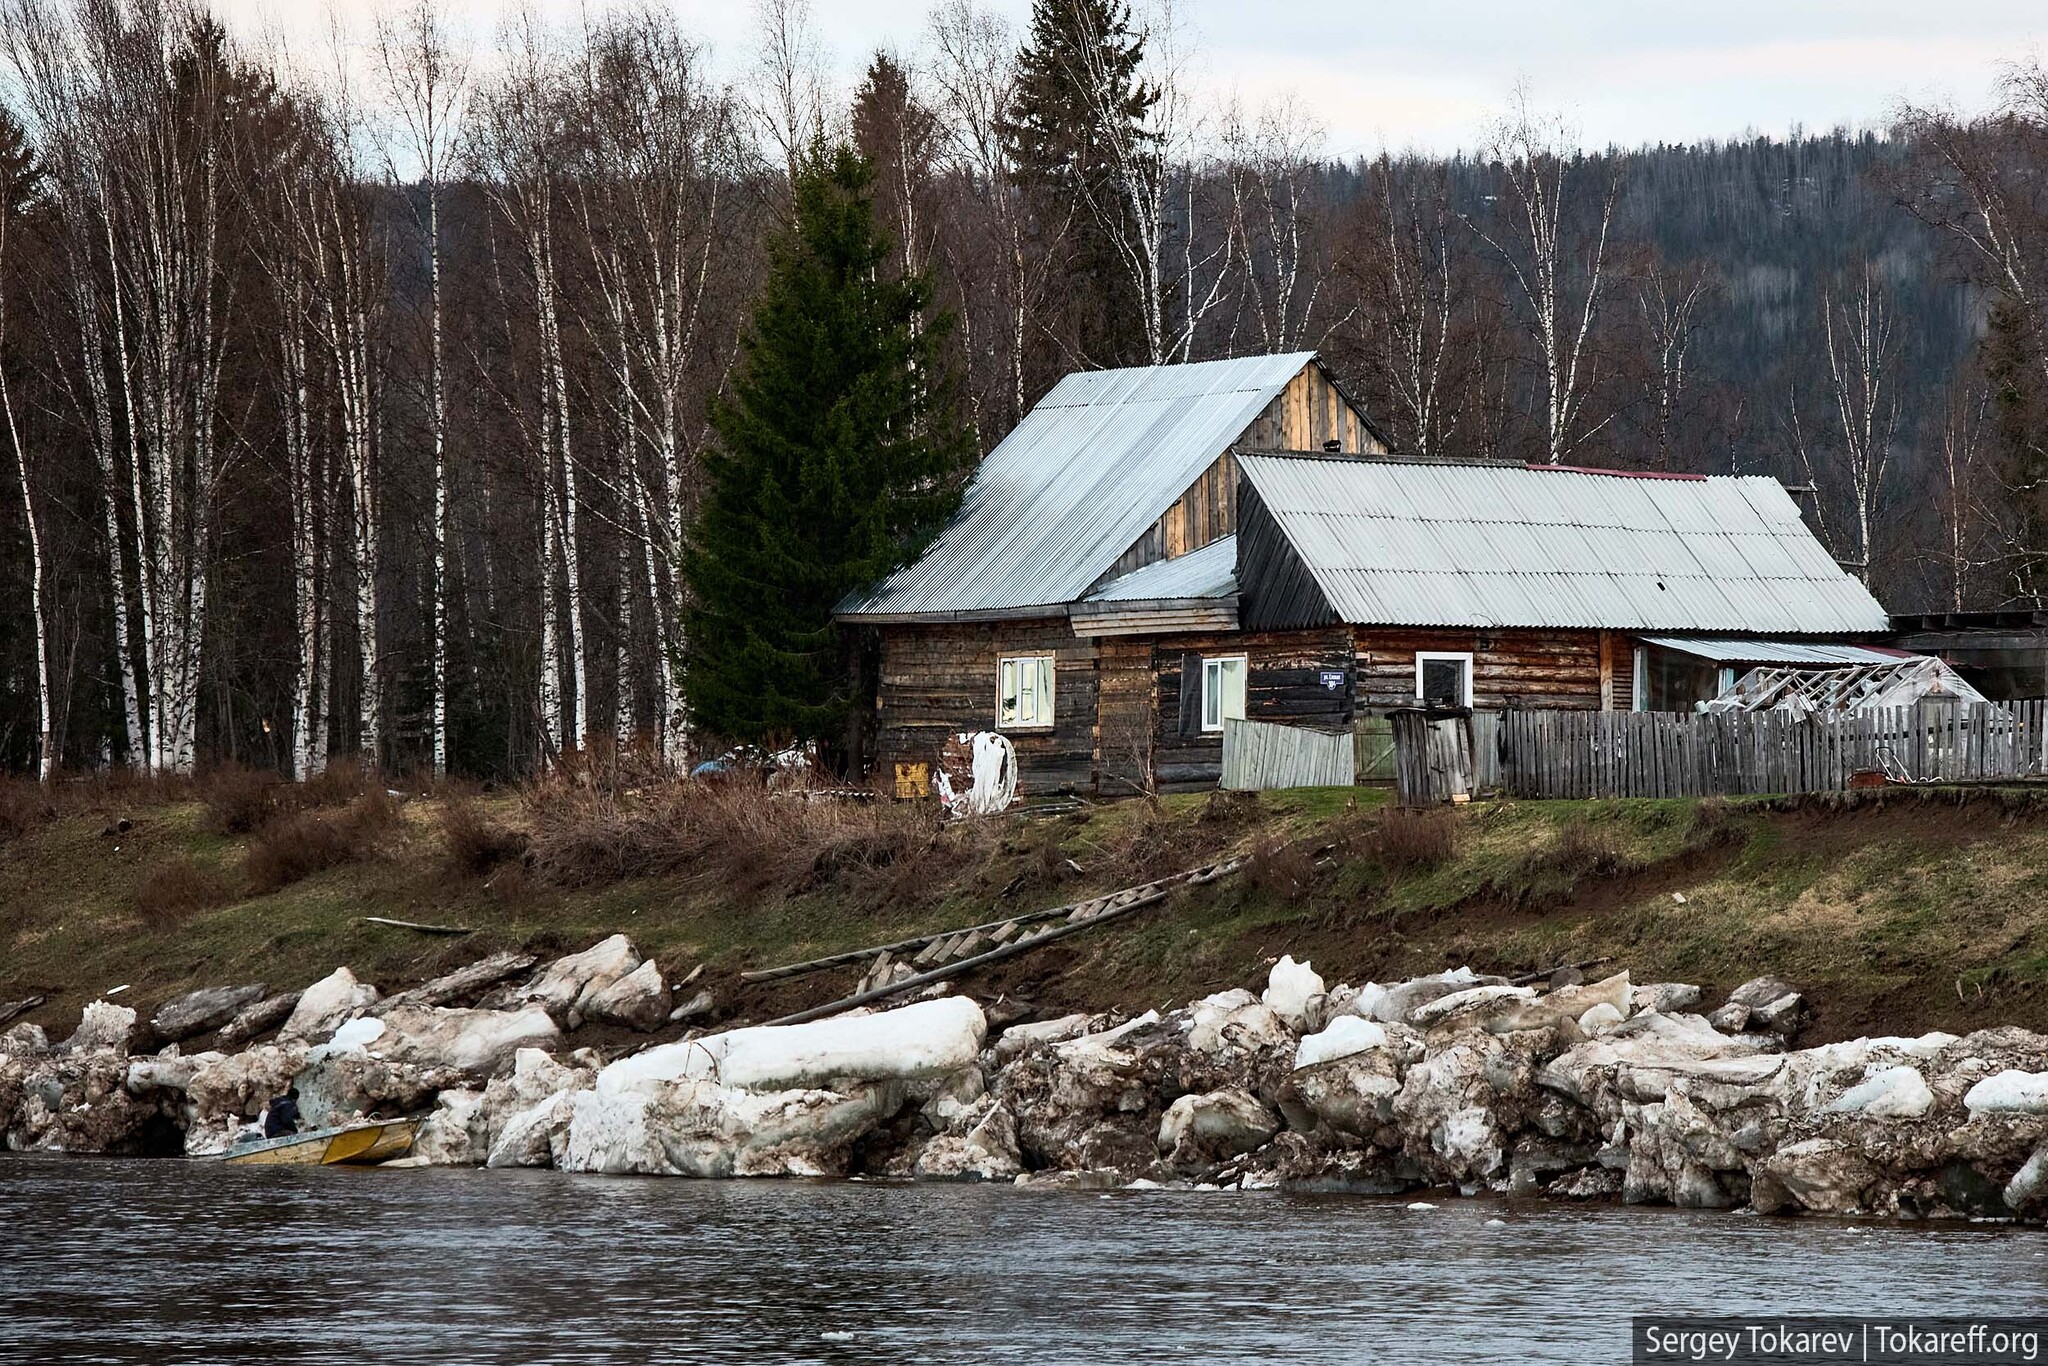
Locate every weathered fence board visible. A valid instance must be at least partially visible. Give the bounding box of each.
[1222,717,1354,791]
[1354,715,1396,784]
[1479,700,2048,800]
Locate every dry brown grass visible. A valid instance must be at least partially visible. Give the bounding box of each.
[1245,835,1318,903]
[198,763,286,835]
[439,796,528,877]
[1546,819,1626,879]
[0,767,202,844]
[522,772,980,911]
[1372,807,1460,873]
[132,857,233,929]
[200,760,383,836]
[244,791,401,894]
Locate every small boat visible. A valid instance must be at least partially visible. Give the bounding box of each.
[221,1118,420,1167]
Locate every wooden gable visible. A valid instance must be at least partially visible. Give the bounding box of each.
[1093,360,1383,590]
[1237,361,1387,456]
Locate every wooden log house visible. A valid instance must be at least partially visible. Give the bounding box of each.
[838,352,1892,795]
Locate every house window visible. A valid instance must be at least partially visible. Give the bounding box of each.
[1201,655,1247,732]
[998,655,1055,729]
[1416,651,1474,708]
[1632,646,1649,713]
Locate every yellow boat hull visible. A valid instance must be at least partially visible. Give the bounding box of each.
[223,1119,420,1166]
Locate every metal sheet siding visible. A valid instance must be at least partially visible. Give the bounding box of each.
[1235,455,1891,633]
[842,353,1315,617]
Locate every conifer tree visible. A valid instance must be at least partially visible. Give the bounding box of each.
[683,143,972,756]
[999,0,1157,368]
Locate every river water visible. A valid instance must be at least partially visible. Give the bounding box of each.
[2,1156,2043,1365]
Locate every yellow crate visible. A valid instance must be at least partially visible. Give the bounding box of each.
[892,762,930,800]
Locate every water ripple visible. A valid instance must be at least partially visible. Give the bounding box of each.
[1,1155,2042,1364]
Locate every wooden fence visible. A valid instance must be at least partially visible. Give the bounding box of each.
[1492,700,2048,801]
[1221,718,1354,790]
[1360,712,1500,793]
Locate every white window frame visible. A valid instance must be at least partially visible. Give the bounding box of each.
[997,654,1056,730]
[1200,654,1248,733]
[1415,651,1475,708]
[1632,646,1649,713]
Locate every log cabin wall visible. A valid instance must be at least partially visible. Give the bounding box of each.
[875,620,1099,793]
[1236,364,1387,455]
[1144,628,1354,791]
[1096,635,1157,797]
[1352,627,1607,711]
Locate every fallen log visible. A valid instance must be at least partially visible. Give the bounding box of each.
[377,950,539,1011]
[0,995,45,1028]
[761,858,1244,1027]
[1508,956,1614,987]
[356,916,475,936]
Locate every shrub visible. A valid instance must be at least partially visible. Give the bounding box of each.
[1374,808,1459,874]
[1246,836,1318,903]
[245,791,399,894]
[133,857,232,929]
[199,763,289,835]
[1549,819,1625,879]
[298,759,382,811]
[440,797,528,877]
[0,778,57,843]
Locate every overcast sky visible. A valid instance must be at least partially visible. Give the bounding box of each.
[220,0,2045,158]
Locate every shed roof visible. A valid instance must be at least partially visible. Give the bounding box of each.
[1237,455,1890,634]
[1081,534,1239,604]
[840,352,1315,620]
[1640,637,1909,666]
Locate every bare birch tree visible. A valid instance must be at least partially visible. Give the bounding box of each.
[1069,1,1227,364]
[1930,376,1994,610]
[1216,94,1331,355]
[377,0,468,776]
[0,112,52,775]
[21,0,240,774]
[927,0,1036,429]
[1468,92,1620,464]
[749,0,828,176]
[1822,263,1902,586]
[475,4,587,760]
[1789,262,1903,585]
[3,0,143,762]
[1631,254,1717,470]
[565,7,750,764]
[1336,158,1467,459]
[299,36,389,769]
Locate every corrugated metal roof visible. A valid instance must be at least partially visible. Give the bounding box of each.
[840,353,1315,618]
[1082,534,1238,603]
[1238,455,1891,633]
[1642,637,1907,665]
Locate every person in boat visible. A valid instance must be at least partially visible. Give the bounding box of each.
[261,1086,301,1139]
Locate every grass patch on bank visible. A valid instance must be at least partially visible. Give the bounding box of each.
[4,775,2048,1044]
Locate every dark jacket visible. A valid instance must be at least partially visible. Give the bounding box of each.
[262,1094,301,1138]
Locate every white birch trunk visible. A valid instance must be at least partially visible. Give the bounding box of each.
[0,352,53,778]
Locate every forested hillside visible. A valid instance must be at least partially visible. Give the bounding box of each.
[0,0,2040,781]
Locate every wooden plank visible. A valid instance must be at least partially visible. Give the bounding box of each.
[763,858,1248,1027]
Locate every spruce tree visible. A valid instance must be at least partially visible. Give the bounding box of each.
[999,0,1157,368]
[683,143,972,755]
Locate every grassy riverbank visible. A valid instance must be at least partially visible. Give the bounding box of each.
[5,771,2048,1045]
